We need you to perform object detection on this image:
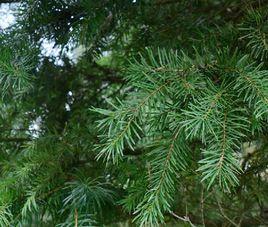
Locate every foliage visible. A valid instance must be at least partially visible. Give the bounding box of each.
[0,0,267,226]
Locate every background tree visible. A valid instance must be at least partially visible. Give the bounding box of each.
[0,0,267,226]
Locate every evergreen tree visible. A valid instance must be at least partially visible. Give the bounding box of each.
[0,0,267,226]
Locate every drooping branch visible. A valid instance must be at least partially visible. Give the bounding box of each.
[0,0,18,3]
[0,137,32,142]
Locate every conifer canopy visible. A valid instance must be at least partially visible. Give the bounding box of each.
[0,0,267,226]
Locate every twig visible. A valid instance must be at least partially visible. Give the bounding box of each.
[216,199,239,227]
[200,185,205,226]
[74,208,78,227]
[170,211,196,227]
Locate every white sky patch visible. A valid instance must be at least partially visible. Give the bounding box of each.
[29,116,42,138]
[0,3,17,29]
[67,45,86,63]
[40,39,64,66]
[41,39,62,57]
[40,38,85,66]
[65,90,74,111]
[65,103,71,111]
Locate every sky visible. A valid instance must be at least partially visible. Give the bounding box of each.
[0,3,16,29]
[0,3,65,63]
[0,3,85,64]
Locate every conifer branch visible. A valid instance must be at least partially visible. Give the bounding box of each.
[134,130,189,225]
[94,80,171,163]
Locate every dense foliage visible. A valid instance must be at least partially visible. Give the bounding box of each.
[0,0,267,226]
